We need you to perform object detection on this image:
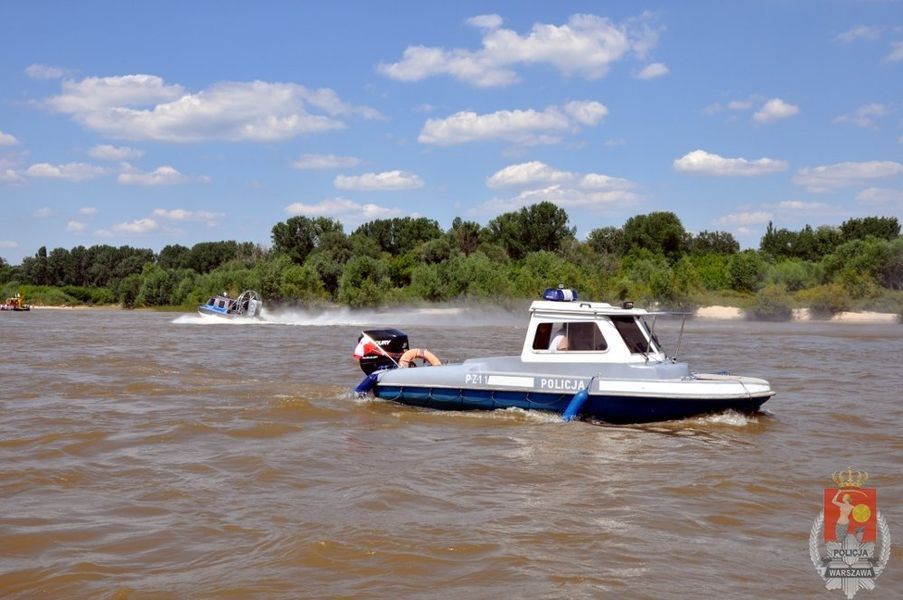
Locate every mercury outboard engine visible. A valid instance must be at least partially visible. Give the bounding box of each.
[355,329,409,375]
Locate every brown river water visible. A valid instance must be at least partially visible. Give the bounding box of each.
[1,306,901,599]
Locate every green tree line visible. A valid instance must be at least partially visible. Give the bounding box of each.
[2,204,901,319]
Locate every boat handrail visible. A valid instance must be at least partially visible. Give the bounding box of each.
[642,312,690,362]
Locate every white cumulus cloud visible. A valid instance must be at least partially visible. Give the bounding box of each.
[0,131,19,146]
[97,218,159,236]
[563,100,609,126]
[777,200,832,212]
[118,164,190,186]
[466,14,503,30]
[477,161,641,214]
[66,220,86,232]
[471,185,641,216]
[856,187,903,206]
[334,170,424,191]
[635,62,669,79]
[419,102,605,146]
[378,12,660,87]
[79,207,98,215]
[486,160,635,191]
[284,197,405,227]
[835,25,884,44]
[0,240,18,249]
[291,153,362,170]
[25,63,65,79]
[44,75,380,142]
[793,161,903,192]
[25,162,106,181]
[487,161,573,188]
[673,150,788,176]
[0,169,25,184]
[152,208,223,224]
[33,207,53,218]
[888,41,903,62]
[753,98,799,123]
[704,97,757,115]
[89,144,144,161]
[833,103,890,128]
[714,211,774,226]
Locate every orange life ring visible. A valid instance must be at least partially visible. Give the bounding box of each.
[399,348,442,368]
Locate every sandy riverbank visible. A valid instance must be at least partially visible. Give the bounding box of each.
[30,305,119,311]
[694,305,900,323]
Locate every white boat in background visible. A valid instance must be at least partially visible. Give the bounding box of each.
[1,292,31,312]
[354,287,775,424]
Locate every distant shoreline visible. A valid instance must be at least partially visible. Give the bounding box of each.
[27,303,901,324]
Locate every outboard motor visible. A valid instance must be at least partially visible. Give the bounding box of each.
[355,329,409,375]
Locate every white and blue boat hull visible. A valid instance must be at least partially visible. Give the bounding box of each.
[363,358,773,424]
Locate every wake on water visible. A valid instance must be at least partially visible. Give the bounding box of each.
[172,303,524,328]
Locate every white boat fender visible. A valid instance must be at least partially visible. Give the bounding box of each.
[399,348,441,368]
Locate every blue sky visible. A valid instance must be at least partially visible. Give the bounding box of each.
[1,0,901,264]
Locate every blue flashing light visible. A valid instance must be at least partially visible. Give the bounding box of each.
[542,287,579,302]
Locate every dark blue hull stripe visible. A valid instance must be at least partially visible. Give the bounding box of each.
[373,385,769,424]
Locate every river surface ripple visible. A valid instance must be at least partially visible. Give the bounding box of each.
[1,308,901,598]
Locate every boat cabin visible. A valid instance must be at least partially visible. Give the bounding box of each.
[203,295,235,314]
[522,296,666,364]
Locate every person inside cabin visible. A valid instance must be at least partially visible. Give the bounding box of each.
[549,324,569,351]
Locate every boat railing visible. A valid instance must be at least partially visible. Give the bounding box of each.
[643,311,692,362]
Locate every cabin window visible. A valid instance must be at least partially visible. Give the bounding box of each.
[217,300,226,308]
[532,322,607,352]
[611,316,650,353]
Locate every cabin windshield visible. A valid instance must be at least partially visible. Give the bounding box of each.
[610,316,654,354]
[532,321,608,352]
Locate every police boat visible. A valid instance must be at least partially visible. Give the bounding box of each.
[198,290,263,320]
[352,287,774,424]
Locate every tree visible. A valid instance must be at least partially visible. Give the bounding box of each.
[337,256,390,306]
[280,264,326,301]
[0,256,12,285]
[728,250,766,293]
[882,238,903,290]
[486,211,524,259]
[137,264,175,306]
[621,212,687,260]
[840,216,900,242]
[419,238,452,264]
[449,217,482,255]
[760,221,796,259]
[116,273,142,308]
[186,241,240,273]
[271,216,344,264]
[158,244,190,269]
[21,246,51,285]
[487,202,574,259]
[68,245,90,286]
[586,226,626,256]
[353,217,442,255]
[688,230,739,255]
[821,238,890,290]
